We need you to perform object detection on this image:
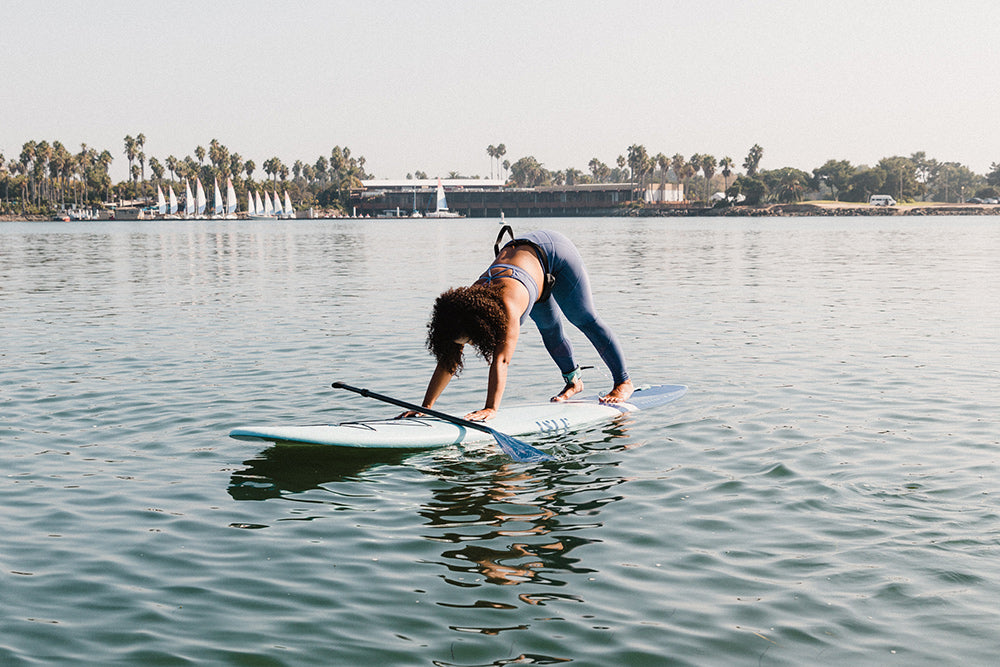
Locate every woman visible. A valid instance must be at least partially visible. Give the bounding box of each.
[410,229,633,421]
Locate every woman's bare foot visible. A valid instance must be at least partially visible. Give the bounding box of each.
[551,377,584,402]
[600,380,634,404]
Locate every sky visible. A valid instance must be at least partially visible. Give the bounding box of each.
[4,0,1000,182]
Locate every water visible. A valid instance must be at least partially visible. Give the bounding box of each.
[2,217,999,665]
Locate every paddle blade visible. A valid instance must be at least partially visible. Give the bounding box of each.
[490,428,552,462]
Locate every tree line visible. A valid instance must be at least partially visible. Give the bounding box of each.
[1,135,372,214]
[495,143,1000,205]
[5,134,1000,214]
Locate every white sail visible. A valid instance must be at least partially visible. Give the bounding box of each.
[264,191,274,216]
[226,178,237,215]
[283,191,294,218]
[255,190,264,216]
[196,179,207,215]
[425,178,462,217]
[272,191,283,216]
[436,179,448,212]
[157,184,166,215]
[247,188,257,215]
[213,177,223,216]
[168,186,178,215]
[185,180,195,216]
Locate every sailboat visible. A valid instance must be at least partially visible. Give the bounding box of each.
[226,178,238,219]
[166,186,180,219]
[185,180,195,218]
[255,190,265,218]
[212,177,224,218]
[272,191,283,218]
[424,178,463,218]
[156,184,167,216]
[195,178,207,218]
[283,191,295,219]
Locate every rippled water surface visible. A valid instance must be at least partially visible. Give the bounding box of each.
[3,217,999,665]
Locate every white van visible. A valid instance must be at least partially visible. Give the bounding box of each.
[869,194,896,206]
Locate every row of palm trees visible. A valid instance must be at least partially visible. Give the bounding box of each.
[501,143,761,199]
[0,135,373,213]
[2,140,115,210]
[126,136,371,197]
[485,144,508,180]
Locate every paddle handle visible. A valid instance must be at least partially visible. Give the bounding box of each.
[331,382,493,435]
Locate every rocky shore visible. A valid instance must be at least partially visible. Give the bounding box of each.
[709,201,1000,217]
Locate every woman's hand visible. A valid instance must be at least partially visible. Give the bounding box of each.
[396,410,424,419]
[464,407,498,422]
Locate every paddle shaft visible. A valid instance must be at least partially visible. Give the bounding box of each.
[331,382,494,435]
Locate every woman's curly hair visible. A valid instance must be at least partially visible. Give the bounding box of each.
[427,284,508,375]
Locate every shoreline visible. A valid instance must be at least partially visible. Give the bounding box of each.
[3,201,1000,222]
[696,201,1000,217]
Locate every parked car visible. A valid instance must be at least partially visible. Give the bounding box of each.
[869,195,896,206]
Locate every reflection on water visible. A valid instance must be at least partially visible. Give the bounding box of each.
[228,443,412,500]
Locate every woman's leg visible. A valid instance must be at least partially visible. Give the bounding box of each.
[529,299,577,377]
[539,235,629,386]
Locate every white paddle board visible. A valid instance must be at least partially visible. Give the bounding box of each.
[230,384,686,449]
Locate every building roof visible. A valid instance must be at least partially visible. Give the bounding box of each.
[360,178,507,190]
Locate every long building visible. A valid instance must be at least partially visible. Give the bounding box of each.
[349,179,687,218]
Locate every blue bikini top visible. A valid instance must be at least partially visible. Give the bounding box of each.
[477,263,539,325]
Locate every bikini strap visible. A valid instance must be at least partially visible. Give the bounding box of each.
[494,224,514,257]
[492,225,556,303]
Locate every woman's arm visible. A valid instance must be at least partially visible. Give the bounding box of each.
[466,318,520,421]
[422,361,455,409]
[398,360,454,418]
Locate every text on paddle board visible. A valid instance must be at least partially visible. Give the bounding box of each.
[534,418,571,432]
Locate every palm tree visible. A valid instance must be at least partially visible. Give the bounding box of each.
[743,144,763,177]
[166,155,178,182]
[656,153,669,183]
[150,157,164,184]
[701,154,717,199]
[627,144,649,187]
[685,154,701,198]
[588,157,602,183]
[314,156,328,185]
[496,144,506,180]
[35,141,52,206]
[123,135,136,187]
[720,157,734,194]
[138,151,146,198]
[229,154,243,182]
[98,150,113,203]
[48,142,66,207]
[76,144,93,204]
[670,154,686,185]
[195,145,206,165]
[487,145,496,179]
[136,133,146,195]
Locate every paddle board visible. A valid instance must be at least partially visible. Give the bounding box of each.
[229,384,686,449]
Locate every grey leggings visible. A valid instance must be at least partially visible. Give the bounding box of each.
[518,230,630,385]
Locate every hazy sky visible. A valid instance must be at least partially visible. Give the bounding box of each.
[4,0,999,181]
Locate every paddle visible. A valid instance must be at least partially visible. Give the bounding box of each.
[331,382,552,462]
